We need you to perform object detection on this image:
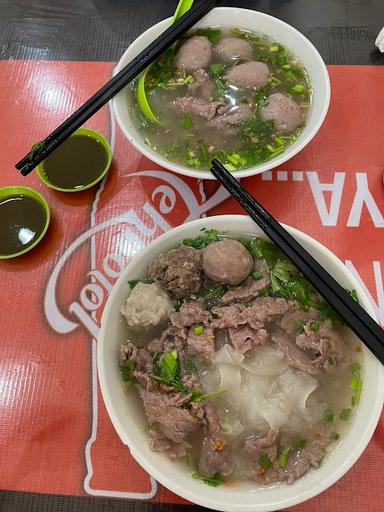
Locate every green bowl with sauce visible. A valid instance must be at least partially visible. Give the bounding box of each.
[0,185,50,259]
[37,127,112,192]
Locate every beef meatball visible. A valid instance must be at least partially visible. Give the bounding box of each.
[225,61,269,89]
[147,245,202,298]
[202,240,253,285]
[260,93,302,134]
[175,36,212,72]
[214,37,253,63]
[121,283,174,330]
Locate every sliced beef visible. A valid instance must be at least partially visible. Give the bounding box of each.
[187,326,215,360]
[147,338,164,353]
[173,95,225,121]
[188,68,213,99]
[175,35,213,72]
[272,331,319,375]
[214,36,253,63]
[119,341,153,373]
[171,301,211,328]
[297,322,341,370]
[243,298,290,328]
[202,239,253,285]
[159,324,188,352]
[149,426,191,460]
[133,370,157,391]
[207,104,253,130]
[260,93,302,135]
[212,298,289,353]
[244,428,278,465]
[147,245,202,299]
[280,428,330,484]
[226,61,269,89]
[279,308,320,335]
[221,274,270,304]
[139,388,199,445]
[199,403,233,477]
[229,325,267,353]
[211,303,246,329]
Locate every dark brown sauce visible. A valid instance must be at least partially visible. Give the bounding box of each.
[42,135,108,189]
[0,195,47,255]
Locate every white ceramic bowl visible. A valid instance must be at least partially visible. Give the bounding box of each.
[98,215,384,511]
[113,7,331,180]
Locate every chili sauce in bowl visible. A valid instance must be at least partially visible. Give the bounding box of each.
[37,127,112,192]
[0,186,50,259]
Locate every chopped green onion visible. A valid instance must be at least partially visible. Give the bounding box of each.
[298,438,307,449]
[258,454,272,471]
[332,432,340,440]
[277,447,290,468]
[269,44,280,52]
[340,408,352,421]
[252,270,263,280]
[191,389,226,401]
[293,84,305,94]
[193,325,204,336]
[322,408,334,423]
[295,320,306,334]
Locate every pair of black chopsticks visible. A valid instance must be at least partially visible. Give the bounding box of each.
[211,160,384,365]
[15,0,218,176]
[15,0,384,364]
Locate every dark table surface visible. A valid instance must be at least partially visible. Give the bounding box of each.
[0,1,383,511]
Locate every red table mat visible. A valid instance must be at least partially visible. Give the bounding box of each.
[0,61,383,510]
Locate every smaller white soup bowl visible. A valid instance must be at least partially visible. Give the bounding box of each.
[113,7,331,180]
[98,215,384,511]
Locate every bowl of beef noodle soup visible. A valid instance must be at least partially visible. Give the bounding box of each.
[113,8,330,179]
[98,215,384,511]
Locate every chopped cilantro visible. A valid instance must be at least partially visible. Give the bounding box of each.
[277,447,290,468]
[196,27,222,44]
[309,321,320,331]
[192,471,225,487]
[182,228,219,249]
[121,360,137,383]
[181,112,194,132]
[258,454,272,471]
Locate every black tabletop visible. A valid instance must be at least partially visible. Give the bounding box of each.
[1,1,383,511]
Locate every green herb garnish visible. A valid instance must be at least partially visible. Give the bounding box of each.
[128,277,154,289]
[295,320,306,334]
[322,408,334,423]
[258,454,272,471]
[193,325,204,336]
[350,362,362,406]
[181,112,194,132]
[158,351,178,385]
[190,389,226,401]
[340,408,352,421]
[252,270,263,280]
[309,321,320,331]
[332,432,340,440]
[183,228,219,249]
[277,447,290,468]
[298,438,307,449]
[196,27,222,44]
[192,471,225,487]
[121,360,137,383]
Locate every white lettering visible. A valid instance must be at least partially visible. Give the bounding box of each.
[307,172,345,226]
[80,284,104,312]
[102,253,126,279]
[347,173,384,227]
[69,302,99,338]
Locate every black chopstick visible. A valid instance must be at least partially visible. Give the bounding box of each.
[16,0,218,176]
[210,159,384,365]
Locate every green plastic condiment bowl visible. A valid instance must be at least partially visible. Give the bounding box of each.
[0,185,51,259]
[36,127,112,193]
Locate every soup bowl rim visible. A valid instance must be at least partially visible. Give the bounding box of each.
[98,214,384,511]
[112,7,331,180]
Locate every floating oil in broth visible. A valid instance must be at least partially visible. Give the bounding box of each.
[42,135,108,189]
[0,195,47,255]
